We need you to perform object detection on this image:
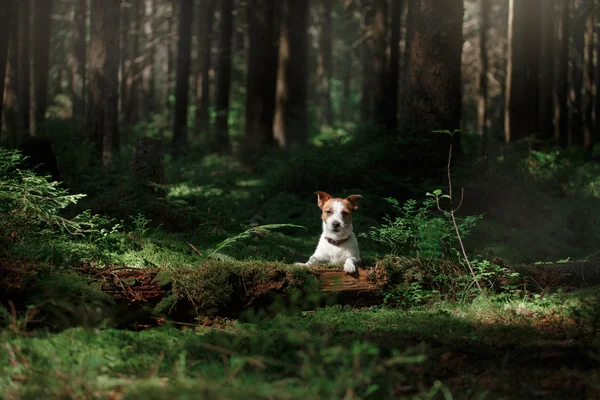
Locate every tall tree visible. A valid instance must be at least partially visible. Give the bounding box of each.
[555,0,569,146]
[372,0,388,126]
[317,0,333,126]
[405,0,463,156]
[273,0,309,148]
[569,2,585,146]
[384,0,402,131]
[70,0,88,119]
[214,0,234,150]
[142,0,156,118]
[504,0,541,143]
[245,0,280,151]
[18,0,31,134]
[477,0,490,141]
[359,5,375,123]
[1,0,16,140]
[88,0,121,165]
[582,3,595,150]
[31,0,54,136]
[538,0,556,140]
[194,0,216,135]
[172,0,194,147]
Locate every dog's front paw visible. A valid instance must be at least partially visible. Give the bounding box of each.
[295,262,308,267]
[343,260,357,274]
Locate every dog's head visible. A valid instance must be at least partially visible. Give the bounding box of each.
[315,191,362,236]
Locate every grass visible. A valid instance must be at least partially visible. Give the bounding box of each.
[2,287,599,399]
[4,120,600,398]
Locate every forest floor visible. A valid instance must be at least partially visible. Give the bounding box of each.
[3,128,600,398]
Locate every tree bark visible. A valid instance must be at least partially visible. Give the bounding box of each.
[372,0,388,126]
[569,1,585,146]
[172,0,194,148]
[477,0,490,143]
[385,0,402,132]
[360,6,374,123]
[504,0,541,144]
[245,0,280,153]
[193,0,216,136]
[405,0,463,158]
[31,0,54,136]
[18,0,31,136]
[214,0,234,151]
[142,0,156,118]
[317,0,333,126]
[1,0,17,142]
[70,0,88,120]
[538,0,555,140]
[273,0,308,148]
[555,0,569,147]
[88,0,121,165]
[583,3,595,151]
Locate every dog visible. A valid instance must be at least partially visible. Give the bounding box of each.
[296,191,363,273]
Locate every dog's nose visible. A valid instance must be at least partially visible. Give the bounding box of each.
[332,221,341,229]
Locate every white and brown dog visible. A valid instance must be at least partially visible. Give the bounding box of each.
[296,191,362,273]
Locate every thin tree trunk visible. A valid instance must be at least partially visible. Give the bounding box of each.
[405,0,463,158]
[142,0,156,119]
[385,0,402,132]
[556,0,569,147]
[214,0,234,151]
[504,0,541,143]
[194,0,216,135]
[2,0,17,143]
[88,0,121,165]
[167,0,176,113]
[539,0,556,140]
[317,0,333,126]
[283,0,309,147]
[583,3,595,150]
[372,0,388,126]
[31,0,54,136]
[273,1,289,145]
[18,0,31,136]
[477,0,490,143]
[245,0,280,152]
[172,0,194,147]
[120,0,131,122]
[71,0,87,120]
[360,6,374,123]
[340,0,354,122]
[570,1,585,146]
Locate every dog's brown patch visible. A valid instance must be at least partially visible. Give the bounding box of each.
[314,192,363,222]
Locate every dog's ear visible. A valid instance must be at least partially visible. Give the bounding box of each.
[314,191,332,208]
[345,194,363,210]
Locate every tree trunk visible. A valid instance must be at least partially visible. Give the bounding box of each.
[360,6,374,123]
[1,0,17,143]
[477,0,490,143]
[569,2,585,147]
[142,0,156,119]
[245,0,280,153]
[31,0,54,136]
[538,0,556,140]
[273,0,308,148]
[583,3,595,151]
[385,0,402,132]
[317,0,333,126]
[193,0,216,136]
[372,0,388,126]
[70,0,87,120]
[18,0,31,136]
[405,0,463,158]
[555,0,569,147]
[504,0,541,143]
[214,0,234,151]
[88,0,121,165]
[172,0,194,148]
[340,0,355,122]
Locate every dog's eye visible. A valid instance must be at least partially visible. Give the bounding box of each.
[342,211,349,217]
[325,210,332,215]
